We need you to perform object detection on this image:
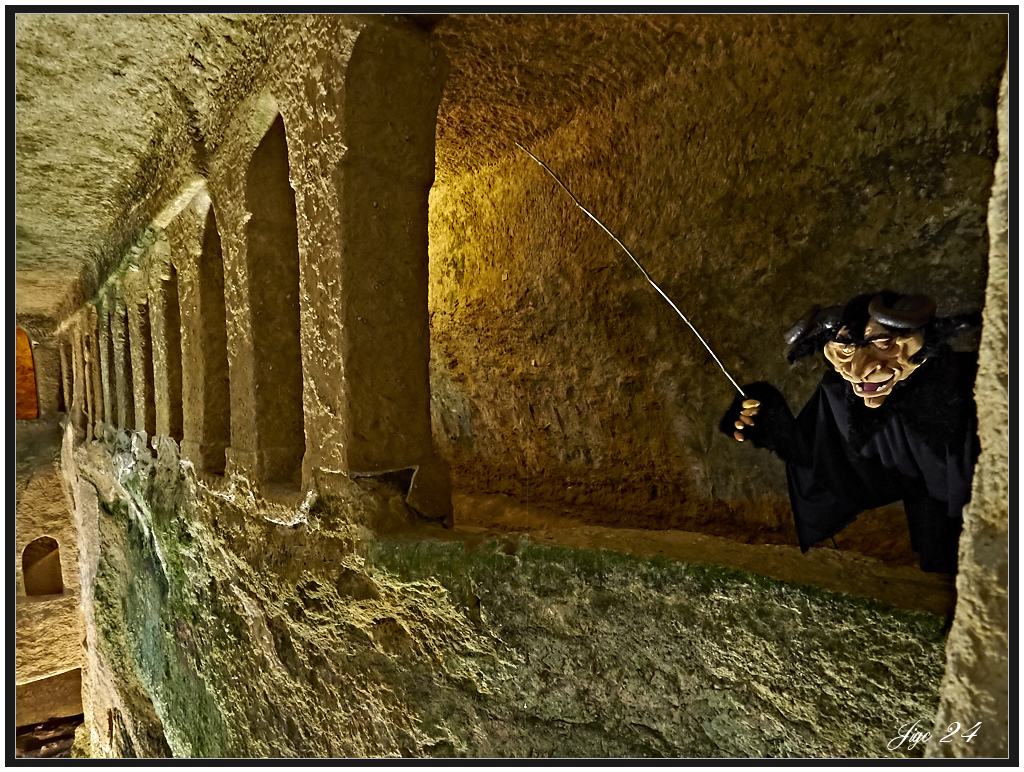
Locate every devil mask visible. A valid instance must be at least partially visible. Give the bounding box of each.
[786,292,938,408]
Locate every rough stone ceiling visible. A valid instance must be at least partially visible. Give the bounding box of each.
[15,14,182,316]
[14,12,268,322]
[14,12,824,323]
[432,13,736,173]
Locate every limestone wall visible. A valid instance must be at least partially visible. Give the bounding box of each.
[427,15,1007,546]
[23,12,1009,760]
[68,434,952,758]
[45,14,454,755]
[926,61,1010,760]
[15,416,85,724]
[76,15,451,518]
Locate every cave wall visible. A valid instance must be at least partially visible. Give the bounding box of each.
[927,62,1010,759]
[427,15,1007,546]
[66,433,952,758]
[18,12,1008,760]
[15,417,85,712]
[16,323,85,727]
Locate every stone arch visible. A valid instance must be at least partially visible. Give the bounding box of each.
[196,204,231,473]
[82,315,102,440]
[98,296,119,429]
[162,262,185,444]
[244,113,305,488]
[177,191,232,476]
[56,353,66,414]
[16,326,38,419]
[113,299,135,430]
[59,338,72,419]
[70,330,86,432]
[22,537,63,596]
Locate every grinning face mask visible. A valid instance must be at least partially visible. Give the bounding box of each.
[823,318,925,408]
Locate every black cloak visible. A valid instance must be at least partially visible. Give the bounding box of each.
[722,347,979,573]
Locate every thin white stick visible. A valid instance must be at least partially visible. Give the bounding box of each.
[516,142,746,398]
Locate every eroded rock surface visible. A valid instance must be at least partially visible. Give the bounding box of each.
[15,12,1009,760]
[72,434,948,758]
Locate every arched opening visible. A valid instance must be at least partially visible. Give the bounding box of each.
[100,302,118,427]
[115,302,135,430]
[164,265,185,444]
[16,327,38,419]
[245,114,304,488]
[198,206,230,474]
[131,302,157,437]
[71,332,86,432]
[80,331,90,430]
[22,537,63,596]
[59,340,72,417]
[56,355,66,414]
[82,328,99,438]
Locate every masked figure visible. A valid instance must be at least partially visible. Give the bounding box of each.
[720,291,980,573]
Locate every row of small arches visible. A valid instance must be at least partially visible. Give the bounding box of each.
[72,114,303,485]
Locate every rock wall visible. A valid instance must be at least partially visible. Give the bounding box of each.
[427,15,1007,553]
[15,419,85,705]
[16,414,86,752]
[68,433,950,758]
[926,61,1010,759]
[18,12,1008,760]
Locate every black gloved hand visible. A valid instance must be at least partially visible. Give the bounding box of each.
[719,381,806,464]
